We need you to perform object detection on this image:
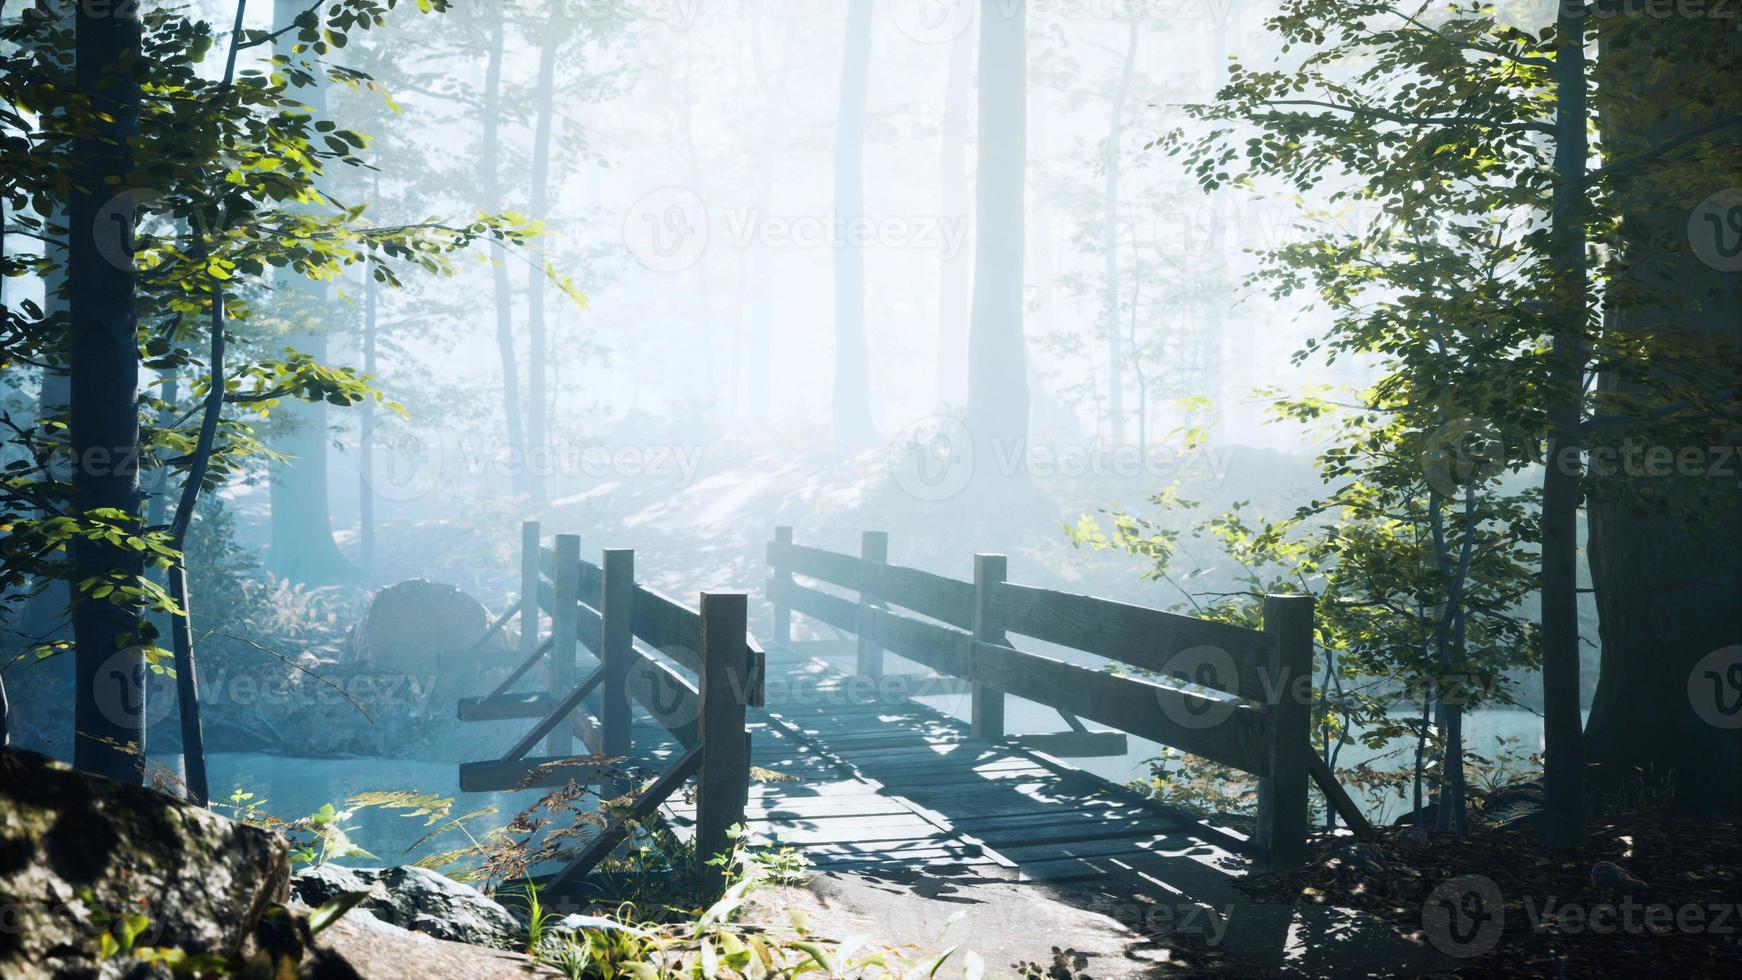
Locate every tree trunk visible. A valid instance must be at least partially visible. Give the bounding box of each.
[1584,18,1742,817]
[69,0,145,783]
[746,0,795,422]
[934,19,973,410]
[831,0,875,447]
[1539,3,1589,850]
[267,0,351,583]
[1101,17,1138,446]
[965,0,1030,461]
[358,234,377,573]
[524,12,562,501]
[481,2,527,496]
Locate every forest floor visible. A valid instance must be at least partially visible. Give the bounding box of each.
[1239,807,1742,976]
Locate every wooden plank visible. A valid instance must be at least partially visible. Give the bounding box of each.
[632,584,701,668]
[626,651,701,749]
[990,580,1271,703]
[544,746,705,894]
[457,691,555,721]
[467,603,519,655]
[1009,731,1129,758]
[970,639,1272,774]
[696,592,752,897]
[519,522,541,685]
[769,527,794,644]
[768,578,858,635]
[601,549,635,798]
[569,707,604,756]
[546,535,582,756]
[767,540,864,591]
[865,606,971,677]
[458,755,620,793]
[860,562,974,630]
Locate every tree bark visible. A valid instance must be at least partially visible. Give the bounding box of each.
[1584,17,1742,817]
[267,0,351,583]
[1101,16,1138,446]
[934,18,973,410]
[69,0,146,783]
[1540,3,1588,850]
[831,0,875,447]
[965,0,1030,463]
[481,2,527,496]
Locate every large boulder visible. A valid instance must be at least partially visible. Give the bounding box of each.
[289,864,522,949]
[0,748,289,977]
[349,580,510,699]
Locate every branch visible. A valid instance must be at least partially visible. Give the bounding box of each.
[1586,114,1742,185]
[1256,99,1555,135]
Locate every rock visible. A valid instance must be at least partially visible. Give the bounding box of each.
[349,579,508,700]
[290,864,522,948]
[0,747,289,978]
[1590,860,1650,895]
[551,913,641,935]
[291,902,562,979]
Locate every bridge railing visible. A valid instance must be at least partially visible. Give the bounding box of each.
[766,526,1327,869]
[458,521,763,896]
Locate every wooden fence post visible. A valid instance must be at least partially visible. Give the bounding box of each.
[971,554,1008,740]
[1256,593,1314,869]
[601,548,635,797]
[545,534,581,757]
[519,520,541,675]
[769,527,793,644]
[857,531,888,678]
[696,591,752,899]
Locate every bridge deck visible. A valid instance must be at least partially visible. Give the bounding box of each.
[659,641,1253,908]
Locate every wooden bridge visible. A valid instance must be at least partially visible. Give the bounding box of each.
[455,523,1371,911]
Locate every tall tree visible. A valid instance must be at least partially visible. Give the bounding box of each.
[745,0,795,422]
[69,0,145,782]
[934,17,974,410]
[522,4,569,501]
[481,0,528,496]
[1099,14,1139,446]
[267,0,352,582]
[831,0,875,446]
[1584,14,1742,817]
[965,0,1029,459]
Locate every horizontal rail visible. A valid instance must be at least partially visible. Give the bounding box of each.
[990,581,1270,702]
[539,545,604,609]
[768,540,975,629]
[626,649,700,750]
[633,584,701,667]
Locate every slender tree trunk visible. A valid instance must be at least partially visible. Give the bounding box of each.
[69,0,145,783]
[358,233,377,572]
[965,0,1030,463]
[22,236,70,642]
[746,0,794,423]
[1540,3,1589,851]
[831,0,875,447]
[934,19,973,410]
[524,14,561,501]
[267,0,350,583]
[481,2,527,495]
[1101,17,1138,446]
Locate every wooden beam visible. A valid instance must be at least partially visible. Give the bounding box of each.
[1011,731,1129,758]
[505,665,605,763]
[457,691,555,721]
[601,549,634,798]
[697,592,752,899]
[1306,748,1374,838]
[856,531,888,678]
[545,534,581,756]
[971,555,1007,740]
[626,650,700,749]
[543,747,704,895]
[632,584,701,669]
[478,634,554,703]
[1256,594,1314,870]
[518,521,540,683]
[769,527,793,644]
[458,755,621,793]
[769,578,858,635]
[990,580,1271,703]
